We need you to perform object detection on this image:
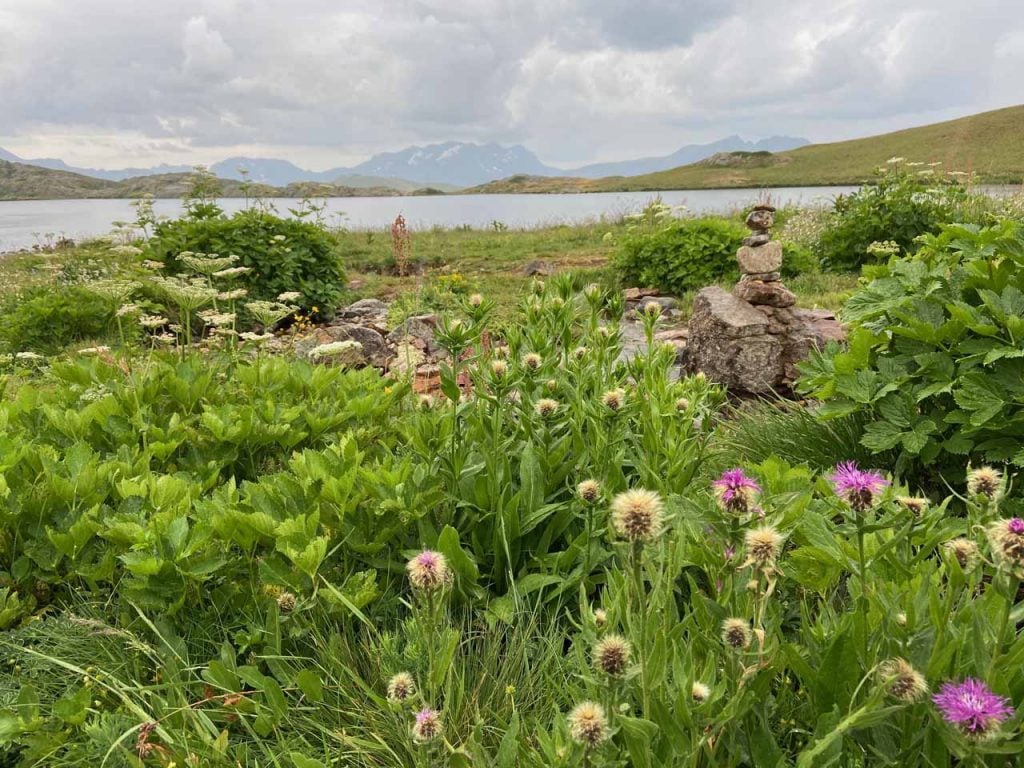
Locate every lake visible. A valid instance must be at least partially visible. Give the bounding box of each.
[0,187,859,253]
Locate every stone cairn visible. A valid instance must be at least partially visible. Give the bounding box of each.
[684,204,844,395]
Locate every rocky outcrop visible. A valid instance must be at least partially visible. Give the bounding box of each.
[684,204,845,394]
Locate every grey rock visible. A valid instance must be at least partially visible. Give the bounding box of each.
[340,298,388,319]
[745,207,775,232]
[321,324,390,366]
[736,241,783,274]
[742,233,771,247]
[386,314,440,357]
[741,271,781,282]
[689,287,769,338]
[733,279,797,308]
[523,260,554,276]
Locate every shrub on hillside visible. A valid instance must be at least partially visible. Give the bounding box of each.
[615,217,746,295]
[815,162,967,271]
[798,220,1024,476]
[0,285,113,354]
[145,209,347,314]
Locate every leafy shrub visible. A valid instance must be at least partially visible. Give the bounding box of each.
[0,286,113,354]
[145,209,346,314]
[614,216,746,294]
[816,163,967,271]
[799,221,1024,475]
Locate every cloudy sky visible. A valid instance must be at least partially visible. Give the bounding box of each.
[1,0,1021,170]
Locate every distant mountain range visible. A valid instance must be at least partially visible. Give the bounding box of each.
[0,136,809,190]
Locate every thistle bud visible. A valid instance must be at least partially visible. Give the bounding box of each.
[387,672,416,703]
[721,618,752,650]
[592,634,631,677]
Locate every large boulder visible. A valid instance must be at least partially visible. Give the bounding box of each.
[320,324,390,366]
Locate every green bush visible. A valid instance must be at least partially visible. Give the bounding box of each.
[614,217,746,294]
[799,220,1024,475]
[0,286,113,354]
[816,164,966,271]
[146,209,347,314]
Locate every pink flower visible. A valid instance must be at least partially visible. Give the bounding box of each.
[829,461,889,512]
[933,679,1014,739]
[712,469,761,515]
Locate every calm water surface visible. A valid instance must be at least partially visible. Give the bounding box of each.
[0,187,859,252]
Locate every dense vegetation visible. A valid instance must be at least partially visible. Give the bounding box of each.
[0,176,1022,766]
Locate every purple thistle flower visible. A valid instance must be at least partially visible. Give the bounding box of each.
[713,468,761,515]
[933,679,1014,739]
[829,461,889,513]
[1008,518,1024,535]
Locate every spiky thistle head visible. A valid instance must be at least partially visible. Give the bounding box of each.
[721,618,752,650]
[468,293,483,307]
[932,679,1013,740]
[610,489,665,543]
[577,479,601,503]
[942,538,980,571]
[592,634,631,677]
[712,469,761,516]
[522,352,542,370]
[987,518,1024,575]
[535,398,559,418]
[592,607,608,629]
[675,397,690,412]
[276,592,296,612]
[691,682,711,702]
[567,702,609,748]
[490,359,508,377]
[601,388,625,411]
[742,526,785,573]
[412,707,442,742]
[898,496,929,516]
[830,462,889,513]
[879,658,928,703]
[386,672,416,703]
[406,550,452,591]
[967,465,1002,502]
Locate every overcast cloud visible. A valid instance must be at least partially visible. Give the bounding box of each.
[0,0,1021,169]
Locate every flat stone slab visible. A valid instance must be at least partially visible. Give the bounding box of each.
[737,241,783,274]
[690,287,769,338]
[734,279,796,308]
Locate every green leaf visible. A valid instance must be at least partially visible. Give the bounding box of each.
[295,670,324,703]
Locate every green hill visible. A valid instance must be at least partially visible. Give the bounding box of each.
[0,161,408,200]
[468,104,1024,194]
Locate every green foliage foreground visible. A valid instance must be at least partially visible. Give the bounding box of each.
[0,280,1021,767]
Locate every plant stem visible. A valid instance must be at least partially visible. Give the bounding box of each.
[631,542,649,717]
[856,518,869,661]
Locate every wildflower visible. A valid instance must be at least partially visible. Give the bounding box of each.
[15,351,44,361]
[943,538,980,571]
[406,550,451,591]
[675,397,690,412]
[239,332,274,343]
[490,359,508,377]
[277,291,302,302]
[139,314,168,329]
[879,658,928,703]
[412,707,442,743]
[110,244,142,257]
[142,259,165,270]
[276,592,296,612]
[550,297,565,310]
[386,672,416,703]
[602,388,625,411]
[218,289,248,301]
[721,618,752,650]
[522,352,542,370]
[742,526,784,572]
[967,466,1002,502]
[583,283,602,298]
[641,301,662,318]
[116,303,140,317]
[712,469,761,516]
[308,340,363,362]
[830,462,889,513]
[898,496,929,516]
[213,266,251,278]
[592,635,631,677]
[468,293,483,307]
[535,398,559,418]
[77,346,110,356]
[593,608,608,628]
[545,378,559,392]
[987,518,1024,573]
[691,682,711,702]
[418,394,434,409]
[567,702,609,748]
[610,489,665,543]
[577,479,601,503]
[932,679,1014,739]
[573,346,589,360]
[896,612,908,627]
[198,310,236,327]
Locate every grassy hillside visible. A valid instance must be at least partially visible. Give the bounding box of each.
[0,161,416,200]
[469,104,1024,193]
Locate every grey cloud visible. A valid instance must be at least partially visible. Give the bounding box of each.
[0,0,1022,167]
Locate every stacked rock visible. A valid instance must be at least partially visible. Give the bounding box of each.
[732,204,796,309]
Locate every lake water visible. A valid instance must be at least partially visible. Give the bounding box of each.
[0,187,859,253]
